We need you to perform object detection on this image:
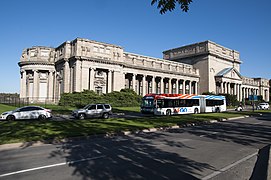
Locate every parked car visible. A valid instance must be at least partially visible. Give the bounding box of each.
[0,106,52,121]
[257,103,270,110]
[72,104,112,119]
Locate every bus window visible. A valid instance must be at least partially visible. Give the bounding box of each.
[184,99,199,107]
[206,99,224,106]
[157,99,164,108]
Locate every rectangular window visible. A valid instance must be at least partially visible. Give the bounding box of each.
[30,51,35,57]
[93,46,98,52]
[40,50,49,57]
[105,48,110,54]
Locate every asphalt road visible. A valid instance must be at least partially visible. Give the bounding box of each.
[0,114,271,180]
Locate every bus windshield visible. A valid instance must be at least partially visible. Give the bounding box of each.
[141,99,154,107]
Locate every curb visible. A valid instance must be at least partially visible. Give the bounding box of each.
[0,115,248,151]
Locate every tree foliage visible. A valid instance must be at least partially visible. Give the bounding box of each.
[151,0,193,14]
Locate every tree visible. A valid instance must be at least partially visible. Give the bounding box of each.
[151,0,193,14]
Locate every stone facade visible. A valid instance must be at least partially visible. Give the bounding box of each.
[18,38,200,103]
[163,40,269,101]
[18,38,269,103]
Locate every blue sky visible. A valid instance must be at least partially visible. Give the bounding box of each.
[0,0,270,93]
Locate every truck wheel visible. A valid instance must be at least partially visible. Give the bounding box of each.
[78,113,86,120]
[102,113,109,119]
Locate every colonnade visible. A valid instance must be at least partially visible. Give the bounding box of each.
[125,73,198,96]
[20,69,55,102]
[216,81,260,101]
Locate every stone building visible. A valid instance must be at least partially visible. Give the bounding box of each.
[18,38,269,103]
[163,41,269,102]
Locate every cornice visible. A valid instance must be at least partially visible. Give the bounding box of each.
[168,51,242,64]
[18,61,55,67]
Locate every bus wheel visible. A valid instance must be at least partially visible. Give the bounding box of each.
[215,107,220,113]
[166,109,171,116]
[194,108,199,114]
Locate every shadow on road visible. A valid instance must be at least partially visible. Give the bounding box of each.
[43,113,271,179]
[49,134,214,180]
[250,145,270,180]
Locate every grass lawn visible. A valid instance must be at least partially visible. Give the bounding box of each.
[0,103,269,145]
[0,104,17,114]
[113,106,140,113]
[0,115,207,144]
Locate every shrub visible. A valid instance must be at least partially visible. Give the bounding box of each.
[59,89,142,107]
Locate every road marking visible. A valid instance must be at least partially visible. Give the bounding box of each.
[253,122,263,125]
[199,132,219,137]
[201,152,258,180]
[0,155,106,178]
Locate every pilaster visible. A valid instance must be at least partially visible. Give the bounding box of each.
[64,60,70,93]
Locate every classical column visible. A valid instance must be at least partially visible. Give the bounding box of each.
[232,83,235,96]
[89,68,95,91]
[47,71,54,102]
[221,82,224,94]
[182,80,185,94]
[20,70,26,98]
[168,78,172,94]
[195,81,198,94]
[245,88,248,98]
[107,70,112,93]
[161,77,164,94]
[33,70,39,101]
[152,76,156,93]
[240,85,242,101]
[242,87,244,100]
[176,80,179,94]
[236,84,240,101]
[74,60,82,92]
[132,74,136,92]
[142,75,146,96]
[227,83,230,94]
[189,81,192,94]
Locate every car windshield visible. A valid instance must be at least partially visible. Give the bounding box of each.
[13,107,22,112]
[83,105,91,109]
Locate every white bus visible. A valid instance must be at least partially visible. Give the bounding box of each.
[141,94,226,116]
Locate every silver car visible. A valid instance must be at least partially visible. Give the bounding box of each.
[0,106,52,121]
[72,104,112,119]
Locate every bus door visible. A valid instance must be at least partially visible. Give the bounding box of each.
[199,97,206,113]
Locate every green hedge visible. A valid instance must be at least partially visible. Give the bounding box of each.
[59,89,142,108]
